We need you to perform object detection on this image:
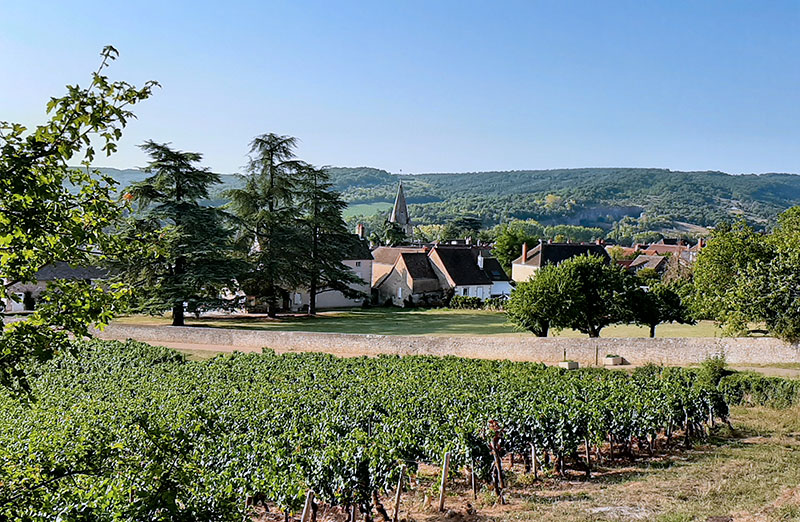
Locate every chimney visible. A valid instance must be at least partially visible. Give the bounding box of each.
[521,242,528,262]
[356,223,365,239]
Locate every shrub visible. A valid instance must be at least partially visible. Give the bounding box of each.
[483,296,507,311]
[697,354,730,388]
[449,295,483,309]
[718,372,800,408]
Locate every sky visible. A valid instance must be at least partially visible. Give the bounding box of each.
[1,1,799,175]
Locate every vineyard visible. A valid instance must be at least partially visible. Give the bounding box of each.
[0,340,730,521]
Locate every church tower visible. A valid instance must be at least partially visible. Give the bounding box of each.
[389,182,413,237]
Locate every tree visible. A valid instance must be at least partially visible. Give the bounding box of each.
[506,254,638,338]
[554,255,638,337]
[505,264,571,336]
[116,141,240,326]
[492,224,538,271]
[689,221,773,334]
[225,134,305,316]
[369,220,407,246]
[297,165,366,315]
[632,282,695,337]
[0,46,156,392]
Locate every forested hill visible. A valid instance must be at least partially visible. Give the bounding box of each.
[334,167,800,233]
[92,166,800,233]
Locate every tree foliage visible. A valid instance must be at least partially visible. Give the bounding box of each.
[115,141,241,326]
[0,46,156,393]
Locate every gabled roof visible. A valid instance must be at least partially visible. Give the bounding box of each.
[399,252,438,280]
[431,247,491,286]
[35,262,107,281]
[629,254,667,271]
[371,246,425,265]
[481,257,511,282]
[513,242,610,267]
[341,234,373,261]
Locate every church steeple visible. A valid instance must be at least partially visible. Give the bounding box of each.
[389,182,413,237]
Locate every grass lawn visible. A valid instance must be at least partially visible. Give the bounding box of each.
[115,307,728,338]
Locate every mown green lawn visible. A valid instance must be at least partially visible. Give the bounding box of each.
[116,307,728,338]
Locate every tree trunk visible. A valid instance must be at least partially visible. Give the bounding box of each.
[172,301,185,326]
[309,280,317,315]
[649,324,657,338]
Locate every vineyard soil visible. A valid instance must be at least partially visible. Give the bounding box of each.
[257,406,800,522]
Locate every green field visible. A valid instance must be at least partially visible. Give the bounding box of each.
[116,307,727,338]
[342,201,392,218]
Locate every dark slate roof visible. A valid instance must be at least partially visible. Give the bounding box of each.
[481,257,510,282]
[400,252,438,280]
[514,242,610,267]
[341,235,373,261]
[433,247,491,285]
[35,262,108,281]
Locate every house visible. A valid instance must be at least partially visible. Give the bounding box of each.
[375,251,442,306]
[511,240,610,282]
[628,254,668,274]
[3,262,107,313]
[371,245,426,286]
[289,234,373,311]
[374,245,511,307]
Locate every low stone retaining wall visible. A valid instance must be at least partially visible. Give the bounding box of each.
[95,324,800,366]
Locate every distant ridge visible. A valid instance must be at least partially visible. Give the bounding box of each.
[89,166,800,232]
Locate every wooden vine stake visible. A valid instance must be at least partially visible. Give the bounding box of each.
[530,442,538,481]
[300,490,315,522]
[392,465,405,522]
[438,451,451,512]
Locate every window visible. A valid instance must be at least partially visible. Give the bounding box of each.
[355,261,361,267]
[477,287,483,299]
[397,287,403,299]
[462,288,468,296]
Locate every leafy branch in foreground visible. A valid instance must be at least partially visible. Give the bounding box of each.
[0,46,157,393]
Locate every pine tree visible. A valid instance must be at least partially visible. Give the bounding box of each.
[297,165,366,315]
[225,134,305,316]
[118,141,240,326]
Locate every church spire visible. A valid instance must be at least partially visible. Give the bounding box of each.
[389,182,413,237]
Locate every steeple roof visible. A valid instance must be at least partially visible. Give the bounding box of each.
[389,182,411,226]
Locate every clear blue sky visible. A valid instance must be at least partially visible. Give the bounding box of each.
[2,1,798,175]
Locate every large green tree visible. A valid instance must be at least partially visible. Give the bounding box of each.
[117,141,240,326]
[297,165,366,314]
[505,264,571,336]
[632,282,695,338]
[225,133,305,316]
[492,224,538,271]
[689,221,773,335]
[0,46,156,392]
[506,254,637,338]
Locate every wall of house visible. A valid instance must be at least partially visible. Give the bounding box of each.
[511,263,537,283]
[453,285,492,299]
[375,268,413,306]
[4,281,48,312]
[289,260,373,311]
[96,325,800,366]
[371,262,394,286]
[490,281,514,297]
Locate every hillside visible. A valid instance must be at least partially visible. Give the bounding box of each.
[90,166,800,234]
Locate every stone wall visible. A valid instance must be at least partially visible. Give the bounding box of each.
[95,324,800,366]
